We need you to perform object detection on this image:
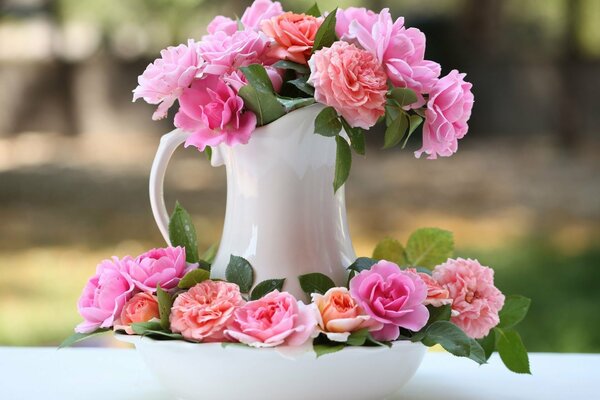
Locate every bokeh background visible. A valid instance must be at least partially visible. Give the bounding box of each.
[0,0,599,351]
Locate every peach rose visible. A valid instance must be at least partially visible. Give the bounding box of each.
[312,287,383,342]
[169,281,245,342]
[407,269,453,308]
[114,292,160,335]
[261,12,322,65]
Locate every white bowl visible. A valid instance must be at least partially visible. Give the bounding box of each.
[116,334,426,400]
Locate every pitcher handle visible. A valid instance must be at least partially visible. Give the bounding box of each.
[149,129,191,245]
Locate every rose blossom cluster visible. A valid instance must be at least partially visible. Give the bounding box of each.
[134,0,473,160]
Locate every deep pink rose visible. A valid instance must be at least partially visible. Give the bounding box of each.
[127,246,189,292]
[433,258,505,339]
[75,257,135,333]
[308,41,387,129]
[225,291,318,347]
[207,0,283,34]
[198,30,270,76]
[113,293,160,335]
[170,281,245,342]
[174,75,257,151]
[349,261,429,341]
[133,40,203,120]
[415,70,474,159]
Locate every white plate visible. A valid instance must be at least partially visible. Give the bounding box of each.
[116,334,426,400]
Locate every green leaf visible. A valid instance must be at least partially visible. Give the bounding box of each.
[225,255,255,293]
[285,78,315,96]
[239,85,286,126]
[272,60,310,74]
[477,330,496,361]
[298,272,336,295]
[402,114,423,149]
[59,329,109,349]
[405,228,454,269]
[305,3,321,17]
[341,118,365,155]
[312,8,338,53]
[156,286,173,330]
[276,96,315,112]
[365,335,392,347]
[388,87,418,107]
[385,103,400,126]
[333,136,352,193]
[314,343,345,358]
[495,328,531,374]
[200,243,219,264]
[427,304,452,324]
[372,237,408,265]
[250,279,286,300]
[423,321,471,357]
[143,331,184,340]
[498,295,531,330]
[240,64,276,93]
[168,202,199,264]
[178,268,210,289]
[383,113,408,149]
[314,106,342,137]
[468,339,488,365]
[346,328,370,346]
[204,146,212,161]
[131,321,164,335]
[347,257,378,272]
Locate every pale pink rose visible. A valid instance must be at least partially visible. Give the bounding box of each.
[241,0,284,30]
[113,293,160,335]
[433,258,505,339]
[174,75,257,151]
[308,41,387,129]
[350,261,429,341]
[312,287,383,342]
[261,12,323,65]
[336,8,440,99]
[133,39,203,120]
[75,257,135,333]
[198,30,270,75]
[170,281,245,342]
[407,268,453,307]
[415,70,474,159]
[225,291,319,348]
[126,246,189,293]
[207,15,238,35]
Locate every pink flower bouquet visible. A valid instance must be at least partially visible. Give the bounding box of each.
[133,0,475,192]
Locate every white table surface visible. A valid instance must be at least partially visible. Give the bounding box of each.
[0,347,596,400]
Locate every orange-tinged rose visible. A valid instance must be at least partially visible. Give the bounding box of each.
[261,12,322,65]
[113,292,160,335]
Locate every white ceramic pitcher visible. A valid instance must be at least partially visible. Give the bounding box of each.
[149,104,356,298]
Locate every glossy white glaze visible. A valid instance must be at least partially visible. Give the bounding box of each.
[149,104,356,298]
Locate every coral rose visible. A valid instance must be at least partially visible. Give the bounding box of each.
[174,75,257,151]
[127,246,189,293]
[350,261,429,341]
[308,41,387,129]
[312,287,382,342]
[407,269,453,308]
[170,281,244,342]
[415,70,474,159]
[133,39,203,120]
[261,12,322,65]
[433,258,505,339]
[75,257,135,333]
[225,291,318,348]
[113,293,160,335]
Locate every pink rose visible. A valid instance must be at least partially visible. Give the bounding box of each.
[407,268,453,308]
[75,257,135,333]
[308,41,387,129]
[207,0,283,34]
[225,291,318,348]
[223,67,283,93]
[349,261,429,341]
[207,16,238,35]
[198,30,270,76]
[415,70,474,159]
[312,287,382,342]
[127,246,189,292]
[170,281,244,342]
[113,293,160,335]
[133,40,203,120]
[174,75,257,151]
[335,7,378,41]
[261,12,323,65]
[433,258,505,339]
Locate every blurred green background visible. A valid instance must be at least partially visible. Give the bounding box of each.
[0,0,599,352]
